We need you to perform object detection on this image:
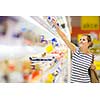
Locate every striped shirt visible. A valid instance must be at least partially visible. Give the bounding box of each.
[71,47,93,83]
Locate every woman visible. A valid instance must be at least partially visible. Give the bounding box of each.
[52,19,95,83]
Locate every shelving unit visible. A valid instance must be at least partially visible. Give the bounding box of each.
[0,16,71,83]
[30,16,70,83]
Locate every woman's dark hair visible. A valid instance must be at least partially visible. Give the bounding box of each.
[84,34,93,48]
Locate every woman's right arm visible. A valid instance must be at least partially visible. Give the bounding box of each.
[55,24,77,52]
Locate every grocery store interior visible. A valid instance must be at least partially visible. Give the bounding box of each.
[0,16,100,83]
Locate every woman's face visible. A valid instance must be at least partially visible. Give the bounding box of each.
[79,36,90,48]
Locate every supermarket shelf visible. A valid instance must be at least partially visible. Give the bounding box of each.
[0,16,70,83]
[0,45,45,60]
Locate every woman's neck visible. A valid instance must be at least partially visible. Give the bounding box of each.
[80,47,89,54]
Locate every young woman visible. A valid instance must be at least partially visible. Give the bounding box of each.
[52,19,95,83]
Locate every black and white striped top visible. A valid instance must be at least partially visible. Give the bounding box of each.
[71,47,93,83]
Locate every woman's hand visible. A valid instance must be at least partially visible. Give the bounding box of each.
[51,18,59,29]
[90,64,96,70]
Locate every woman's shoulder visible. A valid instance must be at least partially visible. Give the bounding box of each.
[72,47,79,54]
[87,51,94,58]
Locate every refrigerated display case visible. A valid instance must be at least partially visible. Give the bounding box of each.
[31,16,71,83]
[0,16,71,83]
